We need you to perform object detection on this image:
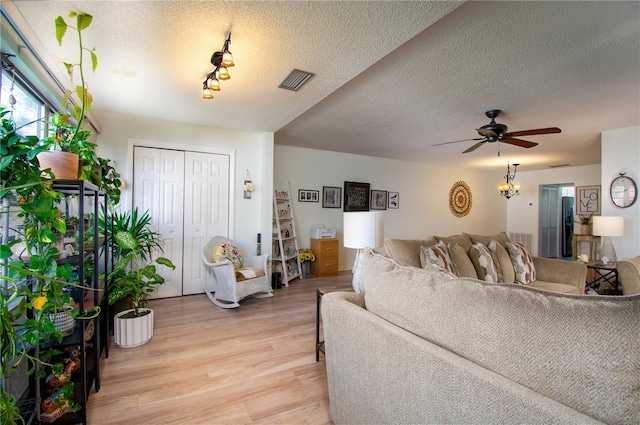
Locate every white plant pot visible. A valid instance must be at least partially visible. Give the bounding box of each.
[114,308,154,348]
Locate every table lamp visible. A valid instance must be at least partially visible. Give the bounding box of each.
[592,216,624,263]
[343,211,384,293]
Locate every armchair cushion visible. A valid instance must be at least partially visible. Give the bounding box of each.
[213,243,243,269]
[235,268,266,281]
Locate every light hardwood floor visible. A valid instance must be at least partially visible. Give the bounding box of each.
[87,272,353,424]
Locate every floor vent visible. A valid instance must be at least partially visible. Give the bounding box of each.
[509,232,534,253]
[279,69,315,91]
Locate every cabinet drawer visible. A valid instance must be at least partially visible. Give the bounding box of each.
[310,238,339,277]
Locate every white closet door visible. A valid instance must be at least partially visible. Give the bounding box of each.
[183,152,230,295]
[133,147,185,298]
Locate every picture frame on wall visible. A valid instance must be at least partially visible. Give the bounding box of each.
[370,190,387,210]
[298,189,319,202]
[575,185,601,215]
[388,192,399,209]
[322,186,342,208]
[344,181,370,211]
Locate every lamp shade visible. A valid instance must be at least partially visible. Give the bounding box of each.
[343,211,384,249]
[592,216,624,237]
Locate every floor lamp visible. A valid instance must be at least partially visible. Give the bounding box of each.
[592,216,624,263]
[343,211,384,293]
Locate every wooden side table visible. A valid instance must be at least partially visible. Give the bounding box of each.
[316,286,353,361]
[586,262,621,295]
[310,238,339,277]
[572,234,600,261]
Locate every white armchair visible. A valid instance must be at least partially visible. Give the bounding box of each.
[201,236,273,308]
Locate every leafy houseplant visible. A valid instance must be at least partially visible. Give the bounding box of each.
[1,112,99,424]
[36,13,99,181]
[105,208,175,347]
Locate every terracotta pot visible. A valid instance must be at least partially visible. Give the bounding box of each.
[37,151,79,180]
[114,308,154,348]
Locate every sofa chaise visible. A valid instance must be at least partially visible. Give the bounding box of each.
[322,249,640,424]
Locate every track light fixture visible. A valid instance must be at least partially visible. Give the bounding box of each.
[202,32,234,100]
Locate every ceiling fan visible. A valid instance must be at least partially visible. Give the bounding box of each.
[434,110,561,154]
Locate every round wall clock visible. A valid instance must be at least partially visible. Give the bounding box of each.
[449,181,472,217]
[610,173,637,208]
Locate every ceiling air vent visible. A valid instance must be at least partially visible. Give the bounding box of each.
[279,69,315,91]
[548,164,571,168]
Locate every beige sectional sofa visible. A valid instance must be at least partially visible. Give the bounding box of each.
[384,232,587,294]
[322,249,640,424]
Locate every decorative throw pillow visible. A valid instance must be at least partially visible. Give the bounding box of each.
[506,242,536,284]
[212,243,243,269]
[469,242,500,283]
[449,244,477,278]
[235,267,266,281]
[420,241,458,276]
[487,240,504,282]
[421,258,457,278]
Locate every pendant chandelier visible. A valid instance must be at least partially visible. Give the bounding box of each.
[498,162,521,199]
[202,33,235,100]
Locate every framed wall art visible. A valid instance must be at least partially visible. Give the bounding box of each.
[575,185,600,215]
[322,186,342,208]
[370,190,387,210]
[388,192,399,209]
[298,189,319,202]
[343,181,370,211]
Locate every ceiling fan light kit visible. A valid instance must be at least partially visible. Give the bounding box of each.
[202,32,235,100]
[434,109,561,156]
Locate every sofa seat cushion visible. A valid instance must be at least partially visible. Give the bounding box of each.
[360,248,640,424]
[528,280,581,294]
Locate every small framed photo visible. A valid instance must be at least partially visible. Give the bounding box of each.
[298,189,319,202]
[370,190,387,210]
[322,186,342,208]
[388,192,399,209]
[344,181,370,211]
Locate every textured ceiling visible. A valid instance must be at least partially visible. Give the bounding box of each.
[4,1,640,172]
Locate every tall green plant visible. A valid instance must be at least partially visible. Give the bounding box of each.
[105,208,175,316]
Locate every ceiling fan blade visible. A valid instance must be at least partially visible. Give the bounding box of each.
[502,137,538,148]
[463,141,486,153]
[507,127,561,137]
[433,137,484,147]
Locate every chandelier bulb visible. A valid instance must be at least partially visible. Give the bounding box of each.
[202,87,214,100]
[218,66,231,80]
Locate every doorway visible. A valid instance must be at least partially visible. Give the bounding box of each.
[539,184,575,259]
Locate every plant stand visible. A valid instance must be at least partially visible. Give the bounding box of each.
[114,308,154,348]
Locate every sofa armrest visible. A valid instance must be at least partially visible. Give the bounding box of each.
[532,257,586,294]
[616,257,640,295]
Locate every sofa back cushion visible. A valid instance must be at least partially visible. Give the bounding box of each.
[360,248,640,424]
[384,237,437,268]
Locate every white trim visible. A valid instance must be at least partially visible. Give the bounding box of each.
[127,138,235,239]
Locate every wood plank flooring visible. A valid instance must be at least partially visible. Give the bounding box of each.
[87,272,353,424]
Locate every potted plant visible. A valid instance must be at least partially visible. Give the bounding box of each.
[36,12,99,181]
[1,111,100,424]
[106,208,175,347]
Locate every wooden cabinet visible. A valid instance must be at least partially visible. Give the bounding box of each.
[310,238,339,277]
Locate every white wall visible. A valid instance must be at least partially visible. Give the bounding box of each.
[506,164,600,256]
[601,126,640,260]
[93,111,274,251]
[274,145,506,270]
